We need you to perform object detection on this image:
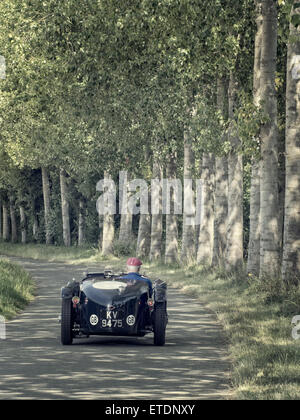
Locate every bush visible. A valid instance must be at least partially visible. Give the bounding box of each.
[112,239,136,257]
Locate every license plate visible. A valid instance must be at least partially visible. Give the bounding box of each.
[101,310,123,328]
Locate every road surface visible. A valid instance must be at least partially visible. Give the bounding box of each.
[0,256,231,400]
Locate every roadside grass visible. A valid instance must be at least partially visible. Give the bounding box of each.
[1,241,300,399]
[0,259,35,320]
[0,241,98,263]
[140,261,300,400]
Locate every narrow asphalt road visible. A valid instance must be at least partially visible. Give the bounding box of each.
[0,256,231,400]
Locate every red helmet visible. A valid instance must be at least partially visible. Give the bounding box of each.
[126,257,143,267]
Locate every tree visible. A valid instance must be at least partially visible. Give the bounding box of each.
[282,0,300,283]
[119,172,133,246]
[181,126,196,263]
[41,168,53,245]
[78,197,86,246]
[137,212,151,258]
[197,153,215,265]
[101,171,115,256]
[226,72,244,270]
[60,168,71,247]
[259,0,280,277]
[2,200,9,241]
[0,202,2,239]
[247,2,263,275]
[9,196,17,243]
[150,159,163,261]
[137,149,151,258]
[19,204,27,244]
[165,152,179,264]
[213,78,228,266]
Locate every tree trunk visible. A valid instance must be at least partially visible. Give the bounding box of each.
[197,153,215,265]
[30,197,39,242]
[137,148,151,258]
[20,205,27,244]
[119,213,133,245]
[137,186,151,258]
[165,154,178,264]
[98,214,103,251]
[247,1,263,275]
[10,198,17,243]
[278,166,285,259]
[102,171,115,255]
[213,78,228,266]
[195,157,202,254]
[78,198,86,246]
[2,202,9,241]
[33,214,39,242]
[137,214,151,258]
[226,72,243,270]
[41,167,52,245]
[259,0,280,277]
[150,160,163,261]
[247,162,261,275]
[119,173,133,245]
[0,202,2,239]
[213,159,228,265]
[102,214,115,255]
[60,168,71,247]
[181,130,196,262]
[282,1,300,282]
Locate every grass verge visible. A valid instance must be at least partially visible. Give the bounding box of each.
[1,241,300,399]
[0,241,98,263]
[145,262,300,400]
[0,259,36,320]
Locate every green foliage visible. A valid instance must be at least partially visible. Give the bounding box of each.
[291,13,300,27]
[235,93,269,159]
[81,202,100,246]
[0,258,35,319]
[0,0,293,262]
[112,238,137,258]
[249,273,300,316]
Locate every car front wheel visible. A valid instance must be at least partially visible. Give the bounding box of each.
[61,299,73,345]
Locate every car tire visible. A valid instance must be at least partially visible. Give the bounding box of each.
[153,303,167,346]
[61,299,73,345]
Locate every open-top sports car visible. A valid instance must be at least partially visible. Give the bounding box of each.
[60,270,168,346]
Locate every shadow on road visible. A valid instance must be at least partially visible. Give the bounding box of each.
[0,257,231,400]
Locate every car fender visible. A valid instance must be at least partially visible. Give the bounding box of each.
[153,279,167,303]
[61,286,73,300]
[61,281,80,300]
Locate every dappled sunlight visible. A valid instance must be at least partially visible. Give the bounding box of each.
[0,257,230,400]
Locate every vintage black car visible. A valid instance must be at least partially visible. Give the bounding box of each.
[60,271,168,346]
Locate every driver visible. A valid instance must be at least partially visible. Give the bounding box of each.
[120,257,153,297]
